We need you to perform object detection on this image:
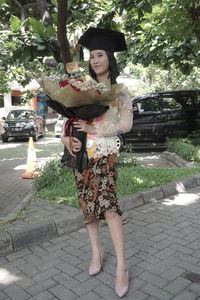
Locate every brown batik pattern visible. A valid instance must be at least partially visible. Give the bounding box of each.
[73,154,122,224]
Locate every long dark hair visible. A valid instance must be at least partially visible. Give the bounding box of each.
[89,50,119,84]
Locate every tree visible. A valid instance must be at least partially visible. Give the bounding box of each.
[125,0,200,74]
[0,0,160,95]
[0,0,200,98]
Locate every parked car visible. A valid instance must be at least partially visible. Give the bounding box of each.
[54,114,67,137]
[1,109,44,142]
[118,90,200,150]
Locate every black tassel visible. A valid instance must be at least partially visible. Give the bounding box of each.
[79,45,84,61]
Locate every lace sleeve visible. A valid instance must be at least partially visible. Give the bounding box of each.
[96,86,133,137]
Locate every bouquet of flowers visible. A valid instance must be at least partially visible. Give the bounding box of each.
[37,62,123,170]
[38,73,123,107]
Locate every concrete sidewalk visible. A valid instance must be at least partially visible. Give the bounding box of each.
[0,151,199,255]
[0,185,200,299]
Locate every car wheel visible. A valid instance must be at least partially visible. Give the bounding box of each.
[2,136,8,143]
[33,131,39,142]
[116,135,124,152]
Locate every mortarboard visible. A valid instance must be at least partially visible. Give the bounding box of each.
[78,27,127,52]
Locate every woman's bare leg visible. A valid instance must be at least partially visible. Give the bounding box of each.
[87,220,102,272]
[104,211,128,288]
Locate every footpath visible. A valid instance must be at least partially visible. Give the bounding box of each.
[0,151,199,256]
[0,149,200,299]
[0,186,200,299]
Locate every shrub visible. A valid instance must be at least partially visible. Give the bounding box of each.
[166,137,200,164]
[188,131,200,147]
[33,158,68,190]
[117,144,138,166]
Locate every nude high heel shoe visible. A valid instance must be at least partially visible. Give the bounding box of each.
[115,270,129,298]
[88,248,104,276]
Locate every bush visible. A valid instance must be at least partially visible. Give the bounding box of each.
[188,131,200,147]
[33,159,69,191]
[166,137,200,165]
[118,144,138,166]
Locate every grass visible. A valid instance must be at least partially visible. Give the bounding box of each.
[34,164,200,208]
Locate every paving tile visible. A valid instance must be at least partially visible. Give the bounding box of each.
[29,290,54,300]
[172,290,198,300]
[164,277,191,295]
[72,277,101,296]
[139,270,169,288]
[2,284,31,300]
[49,284,77,300]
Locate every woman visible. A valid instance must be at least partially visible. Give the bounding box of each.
[61,27,133,297]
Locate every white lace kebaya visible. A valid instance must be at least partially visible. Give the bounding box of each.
[86,83,133,158]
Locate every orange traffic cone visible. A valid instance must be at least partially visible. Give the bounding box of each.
[21,137,40,179]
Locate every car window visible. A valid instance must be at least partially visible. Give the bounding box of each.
[137,98,160,112]
[7,110,34,120]
[161,97,182,111]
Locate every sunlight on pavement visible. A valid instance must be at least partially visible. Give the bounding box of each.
[0,268,21,285]
[13,164,27,170]
[137,154,161,161]
[0,143,21,150]
[163,192,200,206]
[37,137,59,145]
[13,157,53,170]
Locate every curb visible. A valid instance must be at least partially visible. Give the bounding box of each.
[162,151,197,168]
[0,190,34,221]
[1,173,200,256]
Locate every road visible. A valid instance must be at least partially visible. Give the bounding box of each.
[0,133,64,218]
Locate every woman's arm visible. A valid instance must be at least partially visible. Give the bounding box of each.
[73,87,133,136]
[95,87,133,137]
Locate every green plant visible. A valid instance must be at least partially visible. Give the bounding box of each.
[33,158,69,190]
[33,155,200,209]
[166,137,200,164]
[188,131,200,147]
[117,144,138,166]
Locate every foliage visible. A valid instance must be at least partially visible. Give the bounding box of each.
[117,144,138,166]
[33,158,69,190]
[129,64,200,96]
[166,137,200,165]
[33,157,200,207]
[188,132,200,147]
[1,0,200,97]
[125,0,200,74]
[118,166,200,196]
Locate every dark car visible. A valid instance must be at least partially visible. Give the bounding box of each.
[118,90,200,150]
[1,109,44,142]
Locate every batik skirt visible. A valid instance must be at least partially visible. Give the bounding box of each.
[73,154,122,224]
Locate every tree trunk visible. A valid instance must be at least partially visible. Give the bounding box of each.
[13,0,27,21]
[36,0,51,25]
[57,0,72,69]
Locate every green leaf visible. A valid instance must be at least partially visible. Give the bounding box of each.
[29,18,45,36]
[46,25,56,38]
[9,15,21,31]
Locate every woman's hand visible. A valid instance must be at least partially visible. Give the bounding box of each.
[61,136,82,157]
[73,119,97,134]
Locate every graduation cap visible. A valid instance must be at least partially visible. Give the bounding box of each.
[78,27,127,52]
